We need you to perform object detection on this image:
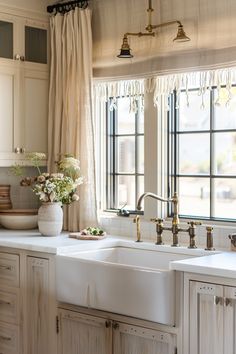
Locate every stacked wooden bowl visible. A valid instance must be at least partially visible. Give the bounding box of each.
[0,185,38,230]
[0,185,12,210]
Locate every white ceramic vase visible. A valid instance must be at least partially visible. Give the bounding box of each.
[38,202,63,237]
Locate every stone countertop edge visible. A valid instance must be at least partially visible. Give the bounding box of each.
[171,252,236,278]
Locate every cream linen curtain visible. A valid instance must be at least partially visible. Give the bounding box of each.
[48,7,97,231]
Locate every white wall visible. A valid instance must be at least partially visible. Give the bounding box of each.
[92,0,236,77]
[0,0,51,13]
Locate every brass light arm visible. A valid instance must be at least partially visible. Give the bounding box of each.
[149,20,182,31]
[124,32,155,38]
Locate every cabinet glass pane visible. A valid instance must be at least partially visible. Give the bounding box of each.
[0,21,13,59]
[25,26,47,64]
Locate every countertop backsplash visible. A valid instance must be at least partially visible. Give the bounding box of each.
[99,213,236,251]
[0,167,40,210]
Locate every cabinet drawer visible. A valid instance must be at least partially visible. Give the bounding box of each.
[0,253,19,288]
[0,322,19,354]
[0,290,19,325]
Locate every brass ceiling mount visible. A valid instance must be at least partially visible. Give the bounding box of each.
[117,0,190,58]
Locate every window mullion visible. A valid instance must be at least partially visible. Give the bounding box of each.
[210,89,215,219]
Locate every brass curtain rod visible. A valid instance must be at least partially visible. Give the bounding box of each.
[47,0,89,14]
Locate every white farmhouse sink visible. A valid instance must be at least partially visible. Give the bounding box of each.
[56,246,195,325]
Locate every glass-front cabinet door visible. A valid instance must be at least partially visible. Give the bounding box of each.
[25,25,47,64]
[0,20,13,59]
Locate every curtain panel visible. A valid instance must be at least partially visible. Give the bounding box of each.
[48,7,97,231]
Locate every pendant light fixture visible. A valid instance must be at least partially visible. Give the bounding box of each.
[117,0,190,58]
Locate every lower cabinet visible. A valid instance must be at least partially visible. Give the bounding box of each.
[26,256,57,354]
[189,280,236,354]
[58,309,176,354]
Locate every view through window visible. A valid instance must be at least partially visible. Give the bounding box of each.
[106,96,144,211]
[170,87,236,221]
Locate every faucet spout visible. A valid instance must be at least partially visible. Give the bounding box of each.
[137,192,171,211]
[136,191,180,247]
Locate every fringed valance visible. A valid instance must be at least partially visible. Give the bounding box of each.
[93,78,155,112]
[153,67,236,109]
[94,67,236,111]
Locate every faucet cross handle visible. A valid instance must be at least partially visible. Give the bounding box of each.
[150,218,164,245]
[150,218,163,224]
[187,220,202,249]
[187,221,202,227]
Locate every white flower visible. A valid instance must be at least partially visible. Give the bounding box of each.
[72,194,79,202]
[75,177,84,186]
[59,157,80,171]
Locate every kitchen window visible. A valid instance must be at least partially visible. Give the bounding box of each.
[106,96,144,212]
[169,87,236,222]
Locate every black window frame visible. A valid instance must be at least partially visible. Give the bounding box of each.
[169,87,236,223]
[106,96,144,214]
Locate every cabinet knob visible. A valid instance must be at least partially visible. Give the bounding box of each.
[105,320,111,328]
[20,147,25,154]
[112,322,119,330]
[14,147,21,154]
[14,54,21,61]
[20,56,25,62]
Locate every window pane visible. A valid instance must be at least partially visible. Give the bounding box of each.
[179,134,210,174]
[213,178,236,219]
[137,136,144,174]
[25,26,47,64]
[117,175,135,210]
[178,90,210,131]
[0,21,13,59]
[117,136,135,173]
[137,176,144,201]
[178,177,210,217]
[214,88,236,130]
[214,132,236,175]
[117,97,135,134]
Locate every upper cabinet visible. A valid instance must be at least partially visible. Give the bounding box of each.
[0,14,48,66]
[0,11,49,165]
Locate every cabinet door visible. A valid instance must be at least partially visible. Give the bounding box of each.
[24,20,48,65]
[224,286,236,354]
[113,322,176,354]
[189,281,224,354]
[58,309,112,354]
[23,69,48,154]
[0,65,19,159]
[26,256,55,354]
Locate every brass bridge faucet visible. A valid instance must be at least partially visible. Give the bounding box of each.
[137,192,180,246]
[136,192,201,247]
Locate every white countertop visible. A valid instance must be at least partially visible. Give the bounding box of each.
[171,252,236,278]
[0,229,223,256]
[1,229,236,280]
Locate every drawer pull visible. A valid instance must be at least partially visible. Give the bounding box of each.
[0,335,11,341]
[0,300,11,306]
[213,296,222,305]
[0,265,12,271]
[225,298,232,307]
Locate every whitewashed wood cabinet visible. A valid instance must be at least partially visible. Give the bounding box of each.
[0,249,57,354]
[189,280,236,354]
[58,308,177,354]
[0,10,49,164]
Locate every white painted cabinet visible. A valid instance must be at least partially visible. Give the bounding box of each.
[189,280,236,354]
[0,10,49,164]
[58,309,176,354]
